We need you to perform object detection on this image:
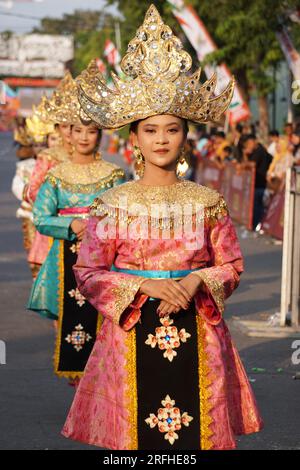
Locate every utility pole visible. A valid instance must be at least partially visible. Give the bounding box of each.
[115,21,122,54]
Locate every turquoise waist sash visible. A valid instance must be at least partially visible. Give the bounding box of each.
[110,266,199,300]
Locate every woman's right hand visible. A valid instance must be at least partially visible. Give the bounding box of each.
[70,219,88,241]
[139,279,192,310]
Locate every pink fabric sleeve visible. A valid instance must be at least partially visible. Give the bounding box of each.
[25,154,55,204]
[73,216,148,331]
[193,213,243,324]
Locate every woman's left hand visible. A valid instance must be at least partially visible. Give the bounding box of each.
[157,273,203,318]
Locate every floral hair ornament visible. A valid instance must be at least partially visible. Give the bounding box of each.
[77,4,235,129]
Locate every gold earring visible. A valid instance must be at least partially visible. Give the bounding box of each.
[70,144,75,156]
[56,134,63,146]
[133,146,145,178]
[94,150,102,161]
[176,147,189,177]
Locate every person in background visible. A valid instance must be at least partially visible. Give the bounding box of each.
[232,124,249,162]
[195,131,211,159]
[267,130,280,157]
[27,119,125,384]
[11,124,36,275]
[213,131,230,161]
[221,145,233,162]
[267,137,294,194]
[283,122,294,144]
[242,134,272,230]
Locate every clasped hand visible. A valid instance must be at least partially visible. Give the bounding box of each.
[139,274,202,318]
[70,218,88,241]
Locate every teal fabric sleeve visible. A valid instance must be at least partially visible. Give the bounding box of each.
[33,180,76,241]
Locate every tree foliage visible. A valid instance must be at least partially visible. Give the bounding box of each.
[32,9,117,75]
[109,0,300,100]
[32,1,300,129]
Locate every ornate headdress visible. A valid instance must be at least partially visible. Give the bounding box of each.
[25,96,56,142]
[26,114,55,143]
[44,71,80,124]
[14,126,33,146]
[77,4,234,129]
[45,69,96,125]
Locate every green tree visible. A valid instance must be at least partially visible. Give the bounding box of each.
[32,9,117,76]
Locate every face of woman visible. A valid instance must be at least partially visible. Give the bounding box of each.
[47,131,60,148]
[58,123,72,144]
[131,114,186,170]
[71,123,100,155]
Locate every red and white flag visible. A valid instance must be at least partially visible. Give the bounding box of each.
[167,0,250,124]
[104,39,122,74]
[276,26,300,80]
[289,8,300,24]
[95,58,107,75]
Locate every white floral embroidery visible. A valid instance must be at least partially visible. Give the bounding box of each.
[69,242,81,254]
[145,316,191,361]
[145,395,193,445]
[68,287,86,307]
[65,324,92,352]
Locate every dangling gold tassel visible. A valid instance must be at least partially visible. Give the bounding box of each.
[133,146,145,178]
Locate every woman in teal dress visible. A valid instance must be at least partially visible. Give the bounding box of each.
[28,121,125,381]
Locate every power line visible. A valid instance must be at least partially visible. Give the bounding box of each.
[0,11,42,20]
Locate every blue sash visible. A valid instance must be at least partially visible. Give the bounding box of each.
[110,266,198,300]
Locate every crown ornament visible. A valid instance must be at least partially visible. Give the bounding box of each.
[14,126,33,146]
[25,96,56,142]
[44,71,81,124]
[44,69,95,125]
[26,114,55,143]
[77,4,234,129]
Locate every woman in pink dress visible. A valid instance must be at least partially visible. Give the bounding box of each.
[25,75,76,276]
[62,5,263,450]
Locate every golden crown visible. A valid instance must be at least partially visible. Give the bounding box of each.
[26,114,55,143]
[14,127,33,146]
[77,4,234,129]
[44,70,94,125]
[25,95,56,142]
[44,71,81,124]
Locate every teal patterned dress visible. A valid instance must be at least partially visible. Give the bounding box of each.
[27,159,125,379]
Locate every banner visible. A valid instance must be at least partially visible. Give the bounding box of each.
[103,39,122,75]
[0,33,73,78]
[95,58,107,75]
[194,159,223,191]
[261,187,285,240]
[276,26,300,81]
[167,0,250,124]
[0,34,73,62]
[195,158,255,230]
[0,82,20,113]
[221,162,255,231]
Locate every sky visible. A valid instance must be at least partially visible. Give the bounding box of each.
[0,0,119,33]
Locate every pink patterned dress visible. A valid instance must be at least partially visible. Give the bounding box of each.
[26,146,70,268]
[62,180,263,450]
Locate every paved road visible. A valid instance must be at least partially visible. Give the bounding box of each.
[0,133,299,450]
